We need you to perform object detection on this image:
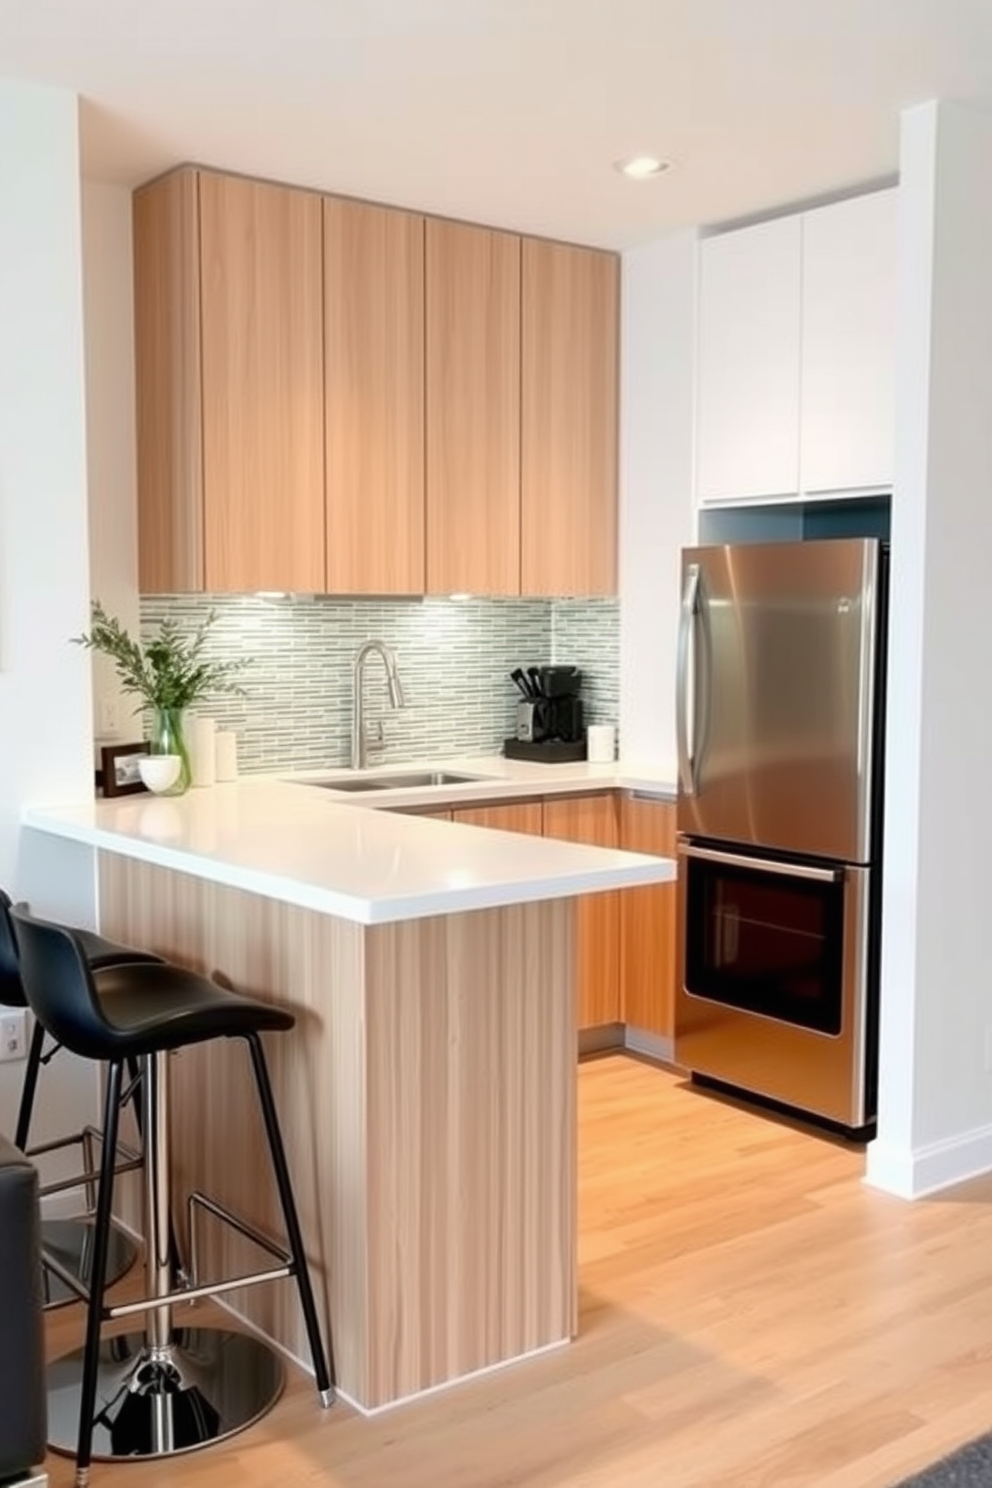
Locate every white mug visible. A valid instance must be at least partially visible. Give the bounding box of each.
[215,731,238,781]
[587,724,616,763]
[188,715,217,787]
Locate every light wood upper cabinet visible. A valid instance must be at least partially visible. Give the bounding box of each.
[696,214,803,503]
[619,795,677,1041]
[543,793,620,1029]
[521,239,619,596]
[198,172,325,593]
[425,219,521,596]
[135,165,621,599]
[134,170,204,593]
[452,801,544,834]
[799,189,897,496]
[135,168,325,594]
[324,198,425,594]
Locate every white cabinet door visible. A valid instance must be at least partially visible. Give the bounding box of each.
[800,188,897,495]
[696,215,802,503]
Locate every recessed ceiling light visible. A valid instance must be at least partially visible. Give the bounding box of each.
[615,155,670,180]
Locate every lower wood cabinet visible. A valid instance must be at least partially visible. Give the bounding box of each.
[450,789,677,1042]
[619,794,677,1040]
[542,793,620,1029]
[451,801,543,834]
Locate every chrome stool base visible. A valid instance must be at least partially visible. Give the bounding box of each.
[46,1325,284,1461]
[41,1220,137,1309]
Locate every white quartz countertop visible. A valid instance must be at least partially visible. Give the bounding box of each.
[22,757,676,925]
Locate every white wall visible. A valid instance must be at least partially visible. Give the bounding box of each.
[618,231,697,776]
[82,181,141,744]
[0,82,100,1148]
[867,100,992,1197]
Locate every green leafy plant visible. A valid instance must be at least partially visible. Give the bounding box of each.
[74,601,249,712]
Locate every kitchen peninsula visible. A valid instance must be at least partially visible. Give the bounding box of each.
[22,771,674,1413]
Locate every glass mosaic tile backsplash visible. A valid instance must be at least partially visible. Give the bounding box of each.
[141,596,619,774]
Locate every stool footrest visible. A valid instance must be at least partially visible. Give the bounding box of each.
[106,1261,294,1319]
[27,1126,142,1203]
[94,1188,296,1320]
[186,1189,294,1289]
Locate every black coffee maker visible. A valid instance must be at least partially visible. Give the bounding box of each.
[538,665,583,743]
[505,665,586,761]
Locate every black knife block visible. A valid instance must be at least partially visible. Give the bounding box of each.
[503,739,588,763]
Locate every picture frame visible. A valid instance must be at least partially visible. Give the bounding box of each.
[100,741,150,798]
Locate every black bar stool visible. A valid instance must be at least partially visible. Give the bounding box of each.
[0,889,162,1305]
[11,906,334,1488]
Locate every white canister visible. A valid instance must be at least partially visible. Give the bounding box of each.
[587,723,616,763]
[215,730,239,782]
[188,716,217,787]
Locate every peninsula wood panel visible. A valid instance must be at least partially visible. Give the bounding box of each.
[521,239,619,596]
[542,792,620,1029]
[324,198,425,594]
[133,169,204,592]
[199,171,325,592]
[97,854,577,1410]
[452,800,544,834]
[426,219,521,596]
[364,902,576,1402]
[619,794,677,1041]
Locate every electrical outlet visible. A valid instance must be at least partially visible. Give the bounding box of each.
[99,696,121,735]
[0,1009,27,1063]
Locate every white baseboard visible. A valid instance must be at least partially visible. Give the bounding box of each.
[865,1120,992,1198]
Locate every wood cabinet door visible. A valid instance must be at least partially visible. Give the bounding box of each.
[425,219,521,596]
[800,188,897,496]
[324,198,425,594]
[452,801,544,834]
[521,239,619,596]
[696,214,802,503]
[542,793,619,1028]
[133,169,204,593]
[619,795,677,1041]
[199,172,325,592]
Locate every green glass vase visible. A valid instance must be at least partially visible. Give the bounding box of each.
[149,707,192,796]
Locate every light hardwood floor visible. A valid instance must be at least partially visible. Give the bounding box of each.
[44,1055,992,1488]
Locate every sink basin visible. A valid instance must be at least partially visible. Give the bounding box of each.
[304,771,489,793]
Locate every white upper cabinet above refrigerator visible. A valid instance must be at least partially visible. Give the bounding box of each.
[694,186,897,507]
[696,215,802,503]
[800,189,897,497]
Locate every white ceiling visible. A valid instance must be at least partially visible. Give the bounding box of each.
[2,0,992,248]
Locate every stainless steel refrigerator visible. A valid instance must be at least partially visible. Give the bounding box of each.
[674,538,888,1133]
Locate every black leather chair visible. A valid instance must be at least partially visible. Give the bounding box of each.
[11,906,333,1488]
[0,888,163,1304]
[0,1132,46,1482]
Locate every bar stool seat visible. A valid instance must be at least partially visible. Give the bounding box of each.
[0,888,163,1305]
[11,906,334,1488]
[61,961,294,1055]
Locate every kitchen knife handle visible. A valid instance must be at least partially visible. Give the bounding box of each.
[676,564,700,797]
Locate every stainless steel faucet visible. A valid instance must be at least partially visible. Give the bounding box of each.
[351,640,405,769]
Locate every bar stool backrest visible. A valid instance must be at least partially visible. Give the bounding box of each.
[0,889,28,1010]
[9,908,112,1062]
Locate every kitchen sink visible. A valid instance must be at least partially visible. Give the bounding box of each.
[304,771,489,793]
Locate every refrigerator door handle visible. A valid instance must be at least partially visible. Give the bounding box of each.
[676,563,701,797]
